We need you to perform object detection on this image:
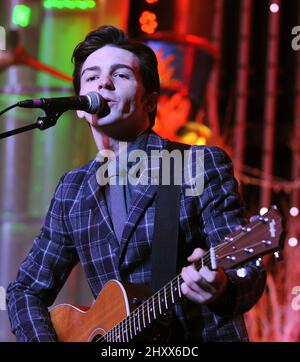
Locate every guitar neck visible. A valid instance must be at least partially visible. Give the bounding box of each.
[104,207,283,342]
[105,254,212,342]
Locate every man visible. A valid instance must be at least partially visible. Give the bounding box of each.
[6,25,266,342]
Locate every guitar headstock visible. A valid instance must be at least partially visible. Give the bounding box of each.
[216,206,284,269]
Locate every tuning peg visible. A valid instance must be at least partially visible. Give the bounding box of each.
[236,267,248,278]
[259,216,269,223]
[249,214,260,222]
[255,258,262,266]
[274,251,283,261]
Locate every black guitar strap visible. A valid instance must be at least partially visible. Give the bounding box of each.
[151,141,190,293]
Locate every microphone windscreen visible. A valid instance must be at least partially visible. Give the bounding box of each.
[87,92,102,114]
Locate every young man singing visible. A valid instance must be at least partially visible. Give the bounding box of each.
[6,25,266,342]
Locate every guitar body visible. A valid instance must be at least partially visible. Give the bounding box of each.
[50,208,284,342]
[50,280,150,342]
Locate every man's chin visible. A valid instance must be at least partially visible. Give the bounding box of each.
[93,117,121,128]
[91,119,140,141]
[91,118,125,135]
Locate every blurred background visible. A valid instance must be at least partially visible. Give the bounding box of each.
[0,0,299,342]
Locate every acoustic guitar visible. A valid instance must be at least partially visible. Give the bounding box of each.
[50,206,284,342]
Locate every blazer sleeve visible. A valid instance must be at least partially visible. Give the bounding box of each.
[6,175,79,341]
[195,146,266,317]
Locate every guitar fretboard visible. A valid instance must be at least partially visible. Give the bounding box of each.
[50,207,281,343]
[104,253,212,342]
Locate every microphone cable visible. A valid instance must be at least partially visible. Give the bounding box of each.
[0,103,18,117]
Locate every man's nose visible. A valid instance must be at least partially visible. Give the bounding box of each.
[98,75,114,90]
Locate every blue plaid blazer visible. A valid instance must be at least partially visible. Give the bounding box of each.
[6,131,266,342]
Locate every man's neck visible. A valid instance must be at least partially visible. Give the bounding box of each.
[91,125,149,155]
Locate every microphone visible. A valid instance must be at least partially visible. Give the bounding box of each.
[17,91,105,115]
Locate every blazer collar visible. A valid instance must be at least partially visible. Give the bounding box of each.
[118,131,167,260]
[80,131,168,262]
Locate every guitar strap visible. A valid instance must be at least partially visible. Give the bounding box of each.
[151,141,190,293]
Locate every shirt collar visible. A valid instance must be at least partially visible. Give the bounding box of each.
[95,129,151,178]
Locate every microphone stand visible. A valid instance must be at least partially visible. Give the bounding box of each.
[0,112,62,139]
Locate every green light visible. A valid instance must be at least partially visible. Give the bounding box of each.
[12,5,31,27]
[43,0,96,10]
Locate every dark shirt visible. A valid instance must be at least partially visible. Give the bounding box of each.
[104,130,151,218]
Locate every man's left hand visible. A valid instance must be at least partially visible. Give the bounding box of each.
[180,248,228,304]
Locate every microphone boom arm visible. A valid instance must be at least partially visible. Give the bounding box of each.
[0,91,103,139]
[0,112,62,139]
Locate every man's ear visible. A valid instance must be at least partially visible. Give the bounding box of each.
[144,92,159,113]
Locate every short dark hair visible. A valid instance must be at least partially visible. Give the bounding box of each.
[72,25,160,126]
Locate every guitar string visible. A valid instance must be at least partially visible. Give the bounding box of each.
[95,225,267,343]
[95,249,247,342]
[94,218,271,342]
[95,219,269,342]
[94,237,233,342]
[96,238,268,343]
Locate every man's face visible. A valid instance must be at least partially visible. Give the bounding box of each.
[78,45,155,138]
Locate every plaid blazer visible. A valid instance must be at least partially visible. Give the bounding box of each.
[6,131,266,342]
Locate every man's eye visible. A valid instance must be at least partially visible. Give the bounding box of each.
[113,73,128,79]
[86,75,99,82]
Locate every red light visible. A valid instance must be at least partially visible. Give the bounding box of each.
[139,11,158,34]
[146,0,158,4]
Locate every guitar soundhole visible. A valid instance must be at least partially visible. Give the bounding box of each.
[88,328,106,342]
[91,334,104,343]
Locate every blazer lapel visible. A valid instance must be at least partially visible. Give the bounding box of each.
[118,132,167,259]
[81,159,120,252]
